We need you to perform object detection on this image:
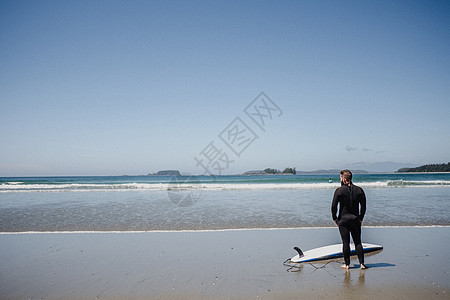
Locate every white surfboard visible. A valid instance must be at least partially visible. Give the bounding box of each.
[290,243,383,263]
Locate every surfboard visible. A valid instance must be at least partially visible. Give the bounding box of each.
[290,243,383,263]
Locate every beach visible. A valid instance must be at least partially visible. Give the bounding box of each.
[1,174,449,299]
[1,227,449,299]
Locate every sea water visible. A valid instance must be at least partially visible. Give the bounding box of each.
[1,174,449,232]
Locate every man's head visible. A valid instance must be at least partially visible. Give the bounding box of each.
[340,169,352,185]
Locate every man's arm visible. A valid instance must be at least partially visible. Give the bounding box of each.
[331,190,339,224]
[359,188,366,222]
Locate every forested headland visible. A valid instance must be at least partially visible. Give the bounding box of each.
[397,162,450,173]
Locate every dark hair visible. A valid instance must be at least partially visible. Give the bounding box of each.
[340,169,352,181]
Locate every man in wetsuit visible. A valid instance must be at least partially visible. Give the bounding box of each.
[331,169,367,269]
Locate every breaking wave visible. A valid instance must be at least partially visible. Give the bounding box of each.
[1,180,449,192]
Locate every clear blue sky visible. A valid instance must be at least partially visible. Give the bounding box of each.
[1,0,449,176]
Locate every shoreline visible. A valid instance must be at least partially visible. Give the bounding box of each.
[1,227,448,299]
[1,224,450,235]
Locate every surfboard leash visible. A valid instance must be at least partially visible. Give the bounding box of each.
[308,261,334,269]
[283,259,339,272]
[283,258,303,272]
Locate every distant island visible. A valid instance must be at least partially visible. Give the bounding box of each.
[145,167,394,177]
[397,162,450,173]
[148,170,181,176]
[243,168,369,175]
[243,168,297,175]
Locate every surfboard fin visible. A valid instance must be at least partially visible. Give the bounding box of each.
[294,247,304,258]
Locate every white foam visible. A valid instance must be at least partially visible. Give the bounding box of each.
[1,180,449,193]
[1,225,449,235]
[0,183,170,192]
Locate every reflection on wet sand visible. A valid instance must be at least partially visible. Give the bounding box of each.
[344,268,366,289]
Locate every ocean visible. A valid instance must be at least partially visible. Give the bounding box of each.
[1,173,449,232]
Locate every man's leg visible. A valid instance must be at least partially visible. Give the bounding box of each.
[350,221,365,267]
[339,223,351,266]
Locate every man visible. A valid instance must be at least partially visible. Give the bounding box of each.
[331,169,367,269]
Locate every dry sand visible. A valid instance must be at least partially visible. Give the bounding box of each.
[0,227,449,299]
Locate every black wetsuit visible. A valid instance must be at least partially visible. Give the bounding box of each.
[331,182,366,266]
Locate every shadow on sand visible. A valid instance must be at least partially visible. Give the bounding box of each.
[360,262,396,268]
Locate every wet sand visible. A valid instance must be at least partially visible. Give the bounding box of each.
[0,227,449,299]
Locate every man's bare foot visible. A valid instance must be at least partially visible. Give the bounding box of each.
[341,264,350,269]
[360,264,367,269]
